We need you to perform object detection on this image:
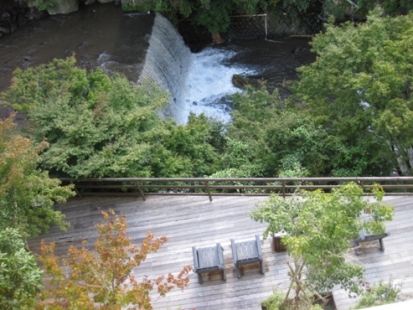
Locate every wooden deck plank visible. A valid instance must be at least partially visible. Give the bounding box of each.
[29,195,413,310]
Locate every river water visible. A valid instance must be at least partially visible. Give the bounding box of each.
[180,38,315,123]
[0,4,154,93]
[0,3,315,122]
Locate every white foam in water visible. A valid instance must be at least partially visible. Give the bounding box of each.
[180,47,255,124]
[140,14,255,124]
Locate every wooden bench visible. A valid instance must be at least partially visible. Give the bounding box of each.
[355,229,390,255]
[192,243,226,284]
[231,235,264,278]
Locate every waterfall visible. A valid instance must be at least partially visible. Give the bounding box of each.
[140,13,256,124]
[139,13,192,124]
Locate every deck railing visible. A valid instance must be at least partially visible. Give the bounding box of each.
[60,177,413,201]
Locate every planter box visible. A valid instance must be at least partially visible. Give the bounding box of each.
[272,231,287,252]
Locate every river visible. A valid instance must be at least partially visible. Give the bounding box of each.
[0,3,315,122]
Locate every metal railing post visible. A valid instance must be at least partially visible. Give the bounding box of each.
[360,181,365,192]
[71,180,82,198]
[205,180,212,202]
[136,182,146,201]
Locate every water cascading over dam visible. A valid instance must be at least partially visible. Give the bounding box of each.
[139,14,192,124]
[140,13,255,124]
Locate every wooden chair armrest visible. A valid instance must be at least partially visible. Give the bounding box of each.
[216,243,225,268]
[230,239,238,264]
[255,235,263,260]
[192,246,199,271]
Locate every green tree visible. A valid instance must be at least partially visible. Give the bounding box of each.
[294,9,413,175]
[214,138,263,177]
[2,57,221,179]
[163,113,220,177]
[279,0,413,21]
[351,1,413,17]
[251,183,394,308]
[37,210,191,310]
[129,0,266,42]
[227,87,335,177]
[0,228,43,310]
[0,114,74,237]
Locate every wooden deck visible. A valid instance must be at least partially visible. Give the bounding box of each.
[29,195,413,310]
[334,196,413,309]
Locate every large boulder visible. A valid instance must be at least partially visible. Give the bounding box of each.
[232,74,264,90]
[211,33,225,45]
[48,0,79,15]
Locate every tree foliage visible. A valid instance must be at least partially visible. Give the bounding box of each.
[251,183,394,307]
[294,9,413,175]
[0,228,43,310]
[16,0,60,11]
[227,10,413,177]
[355,279,402,309]
[130,0,266,34]
[37,210,191,310]
[0,114,74,237]
[225,87,339,177]
[278,0,413,20]
[353,0,413,17]
[134,0,410,39]
[2,57,221,178]
[161,113,220,177]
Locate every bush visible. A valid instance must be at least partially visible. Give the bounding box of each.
[0,228,42,309]
[354,280,401,309]
[261,290,284,310]
[2,57,222,178]
[261,290,325,310]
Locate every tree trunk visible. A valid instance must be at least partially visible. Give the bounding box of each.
[405,158,412,172]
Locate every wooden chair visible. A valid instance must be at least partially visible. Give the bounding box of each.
[231,235,264,278]
[192,243,226,284]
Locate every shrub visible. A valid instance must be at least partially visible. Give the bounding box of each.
[355,280,401,309]
[261,290,284,310]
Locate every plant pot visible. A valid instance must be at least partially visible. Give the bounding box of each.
[273,231,287,252]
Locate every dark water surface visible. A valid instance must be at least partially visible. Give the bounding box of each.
[225,37,315,94]
[0,3,154,93]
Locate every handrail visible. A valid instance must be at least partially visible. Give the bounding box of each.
[60,177,413,201]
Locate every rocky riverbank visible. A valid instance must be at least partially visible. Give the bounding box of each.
[0,0,123,39]
[0,0,43,38]
[0,2,154,123]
